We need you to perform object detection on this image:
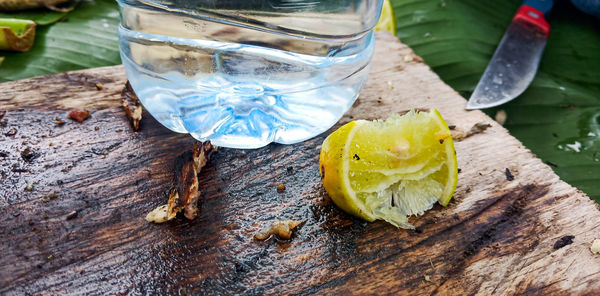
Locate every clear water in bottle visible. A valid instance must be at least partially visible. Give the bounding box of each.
[117,0,383,148]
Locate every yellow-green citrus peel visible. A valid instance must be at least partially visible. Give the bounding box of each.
[320,109,458,229]
[375,0,397,35]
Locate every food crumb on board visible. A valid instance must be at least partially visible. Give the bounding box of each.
[254,220,302,240]
[66,210,78,220]
[68,110,91,123]
[145,204,174,223]
[470,122,492,134]
[42,192,58,202]
[591,239,600,254]
[276,184,286,192]
[452,122,492,141]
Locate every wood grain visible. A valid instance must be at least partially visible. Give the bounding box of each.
[2,32,600,295]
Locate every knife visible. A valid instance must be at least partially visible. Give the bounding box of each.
[466,0,553,110]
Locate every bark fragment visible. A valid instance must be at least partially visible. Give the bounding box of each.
[147,142,217,223]
[121,81,142,131]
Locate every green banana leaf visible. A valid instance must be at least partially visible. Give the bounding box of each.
[0,10,67,26]
[391,0,600,201]
[0,0,120,82]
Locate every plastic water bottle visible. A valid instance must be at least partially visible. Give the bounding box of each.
[117,0,383,149]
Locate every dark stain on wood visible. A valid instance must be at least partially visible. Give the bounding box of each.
[553,235,575,250]
[298,184,554,295]
[20,146,39,162]
[505,168,515,181]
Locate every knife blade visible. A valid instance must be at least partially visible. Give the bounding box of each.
[466,0,553,110]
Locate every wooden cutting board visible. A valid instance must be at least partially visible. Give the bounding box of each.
[2,32,600,295]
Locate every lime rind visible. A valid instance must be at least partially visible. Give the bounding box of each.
[321,121,369,220]
[430,109,458,206]
[320,120,377,222]
[375,0,397,36]
[341,120,376,221]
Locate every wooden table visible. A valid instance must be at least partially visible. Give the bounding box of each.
[2,32,600,295]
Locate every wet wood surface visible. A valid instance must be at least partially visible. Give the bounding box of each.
[2,32,600,295]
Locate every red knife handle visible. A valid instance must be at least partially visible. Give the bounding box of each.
[513,5,550,37]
